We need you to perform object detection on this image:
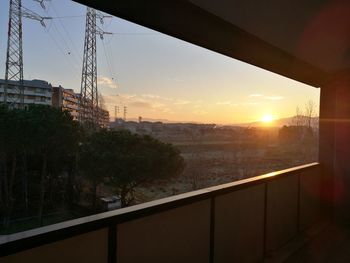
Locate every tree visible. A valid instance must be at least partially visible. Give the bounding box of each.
[0,105,81,228]
[79,130,184,207]
[0,105,23,226]
[291,106,304,127]
[24,105,81,224]
[78,129,113,209]
[304,100,317,129]
[290,100,318,129]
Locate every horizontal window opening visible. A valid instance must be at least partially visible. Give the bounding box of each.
[0,0,319,234]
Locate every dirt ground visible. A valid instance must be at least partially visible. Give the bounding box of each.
[135,138,318,203]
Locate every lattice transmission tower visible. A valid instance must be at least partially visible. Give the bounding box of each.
[123,106,127,121]
[114,105,119,121]
[4,0,50,107]
[5,0,24,106]
[79,7,111,125]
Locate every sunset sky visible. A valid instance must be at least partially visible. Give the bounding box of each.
[0,0,320,124]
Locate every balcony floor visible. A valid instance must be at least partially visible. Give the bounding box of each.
[267,220,350,263]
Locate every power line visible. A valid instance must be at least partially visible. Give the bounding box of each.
[110,32,159,35]
[49,3,83,62]
[41,2,82,86]
[50,15,85,19]
[33,0,50,10]
[101,39,116,85]
[49,21,82,66]
[43,27,80,80]
[100,17,118,89]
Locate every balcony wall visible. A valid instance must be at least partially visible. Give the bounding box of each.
[0,163,321,263]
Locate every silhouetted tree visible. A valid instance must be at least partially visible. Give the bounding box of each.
[0,105,81,227]
[79,130,185,207]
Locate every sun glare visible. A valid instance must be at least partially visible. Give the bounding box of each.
[261,114,274,123]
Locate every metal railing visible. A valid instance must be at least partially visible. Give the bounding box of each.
[0,162,321,263]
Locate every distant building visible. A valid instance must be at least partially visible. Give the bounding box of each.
[98,106,110,128]
[52,85,110,127]
[52,86,79,120]
[0,79,52,107]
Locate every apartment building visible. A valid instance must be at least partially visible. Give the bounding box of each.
[98,106,110,128]
[52,85,110,127]
[52,86,80,120]
[0,79,52,107]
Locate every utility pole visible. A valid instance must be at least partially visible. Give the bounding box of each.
[79,7,111,126]
[4,0,50,108]
[123,106,127,121]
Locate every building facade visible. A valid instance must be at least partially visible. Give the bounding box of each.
[52,85,110,127]
[52,86,80,120]
[0,79,52,107]
[97,106,110,128]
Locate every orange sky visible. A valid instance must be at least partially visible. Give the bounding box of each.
[0,0,320,124]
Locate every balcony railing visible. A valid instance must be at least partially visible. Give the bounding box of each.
[0,162,321,263]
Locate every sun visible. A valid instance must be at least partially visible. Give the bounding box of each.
[261,114,274,123]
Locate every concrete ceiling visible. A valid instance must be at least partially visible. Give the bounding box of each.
[73,0,350,87]
[189,0,350,72]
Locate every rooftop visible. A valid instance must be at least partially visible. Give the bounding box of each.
[0,79,52,89]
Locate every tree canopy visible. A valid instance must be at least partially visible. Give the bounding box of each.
[0,105,81,229]
[0,104,184,232]
[79,129,184,206]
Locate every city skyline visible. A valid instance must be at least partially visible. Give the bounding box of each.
[0,0,320,124]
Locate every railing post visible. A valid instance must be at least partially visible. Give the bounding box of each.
[108,223,117,263]
[263,181,268,259]
[297,172,301,232]
[209,197,215,263]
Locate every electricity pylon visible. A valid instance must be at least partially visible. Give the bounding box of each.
[79,7,111,125]
[123,106,127,121]
[4,0,51,108]
[114,105,119,121]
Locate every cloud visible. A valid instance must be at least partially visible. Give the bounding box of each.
[103,93,198,116]
[216,101,240,107]
[141,94,195,106]
[141,94,161,99]
[249,93,284,101]
[174,99,191,105]
[103,95,119,103]
[128,99,172,113]
[243,102,260,106]
[102,94,138,104]
[123,94,137,100]
[97,76,117,89]
[129,101,153,109]
[265,96,284,100]
[141,94,172,101]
